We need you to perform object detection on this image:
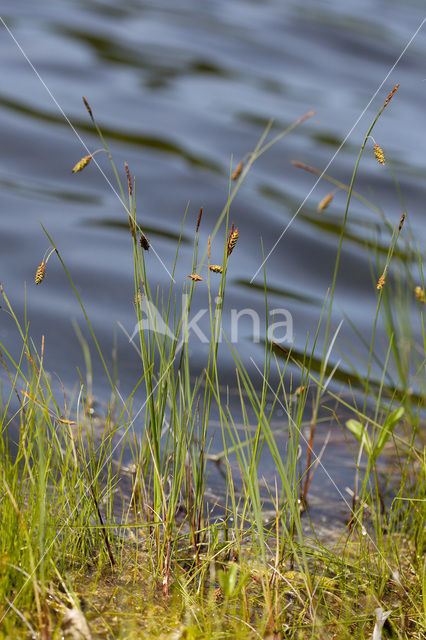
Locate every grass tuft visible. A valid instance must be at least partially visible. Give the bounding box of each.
[0,89,424,639]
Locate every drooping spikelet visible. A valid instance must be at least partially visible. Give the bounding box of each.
[72,155,92,174]
[232,161,244,181]
[187,273,203,282]
[35,262,46,285]
[72,148,105,174]
[140,233,150,251]
[209,265,223,274]
[227,224,239,257]
[374,144,385,165]
[414,286,425,304]
[34,247,55,285]
[376,274,386,290]
[398,211,406,231]
[317,192,334,212]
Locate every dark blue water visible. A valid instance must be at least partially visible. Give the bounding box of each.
[1,1,425,518]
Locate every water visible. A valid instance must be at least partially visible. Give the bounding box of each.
[1,1,424,520]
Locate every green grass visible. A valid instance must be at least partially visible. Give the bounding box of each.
[0,88,424,639]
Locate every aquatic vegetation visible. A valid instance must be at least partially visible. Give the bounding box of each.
[0,88,424,639]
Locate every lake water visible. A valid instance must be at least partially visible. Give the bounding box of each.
[1,0,425,522]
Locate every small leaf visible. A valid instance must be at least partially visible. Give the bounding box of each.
[375,407,404,457]
[346,419,373,457]
[218,564,238,597]
[346,419,364,440]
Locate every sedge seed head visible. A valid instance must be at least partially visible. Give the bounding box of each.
[317,192,334,212]
[209,265,223,274]
[383,83,400,109]
[196,207,203,233]
[374,144,385,165]
[140,233,150,251]
[82,96,94,121]
[291,161,320,175]
[296,110,315,125]
[414,286,425,304]
[232,161,244,181]
[187,273,203,282]
[376,275,386,290]
[124,162,133,197]
[72,155,92,174]
[398,211,406,231]
[227,226,239,257]
[35,262,46,285]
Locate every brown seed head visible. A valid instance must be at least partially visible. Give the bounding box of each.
[82,96,94,121]
[187,273,203,282]
[317,192,334,212]
[291,161,320,175]
[414,286,425,304]
[398,211,406,231]
[140,233,150,251]
[196,206,203,233]
[295,110,315,125]
[72,155,92,174]
[383,83,400,109]
[227,223,234,246]
[124,162,133,197]
[227,225,239,257]
[209,265,223,273]
[376,274,386,290]
[232,161,244,181]
[374,144,385,165]
[35,262,46,285]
